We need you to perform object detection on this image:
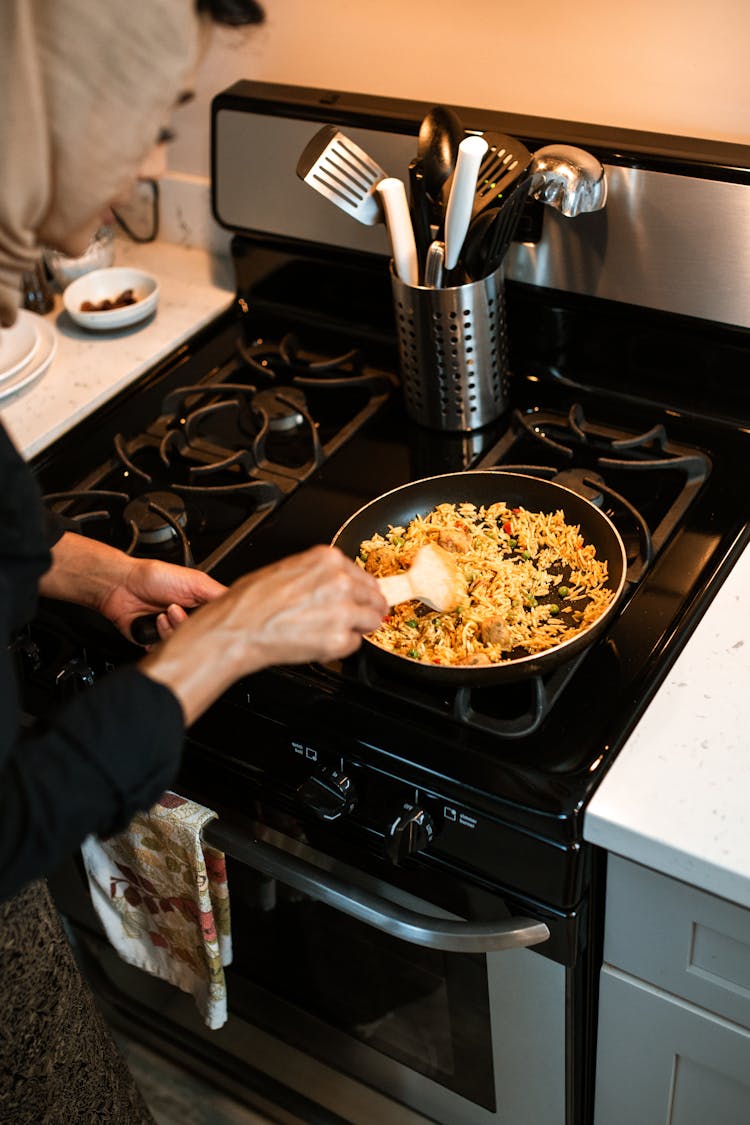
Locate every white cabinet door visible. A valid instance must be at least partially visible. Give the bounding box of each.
[604,855,750,1028]
[595,966,750,1125]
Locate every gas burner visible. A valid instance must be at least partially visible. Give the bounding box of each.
[252,386,308,431]
[124,490,188,545]
[480,404,711,566]
[237,332,362,380]
[513,405,710,478]
[43,432,288,571]
[553,468,605,506]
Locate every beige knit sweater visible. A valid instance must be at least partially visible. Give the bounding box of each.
[0,0,200,326]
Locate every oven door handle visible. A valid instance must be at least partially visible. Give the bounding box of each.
[203,821,551,953]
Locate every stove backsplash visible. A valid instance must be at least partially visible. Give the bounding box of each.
[212,81,750,332]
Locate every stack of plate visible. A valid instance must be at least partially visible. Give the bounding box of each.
[0,310,57,404]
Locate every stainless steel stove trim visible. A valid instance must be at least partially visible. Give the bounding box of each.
[214,105,750,330]
[508,164,750,329]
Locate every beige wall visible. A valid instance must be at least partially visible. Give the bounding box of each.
[169,0,750,179]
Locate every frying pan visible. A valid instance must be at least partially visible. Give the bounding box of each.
[332,470,627,686]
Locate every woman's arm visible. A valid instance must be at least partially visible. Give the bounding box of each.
[38,531,388,728]
[39,531,226,641]
[140,545,387,726]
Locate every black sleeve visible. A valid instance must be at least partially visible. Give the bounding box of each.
[0,418,185,903]
[0,658,185,904]
[43,508,81,546]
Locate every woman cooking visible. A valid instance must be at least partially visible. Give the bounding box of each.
[0,1,388,1119]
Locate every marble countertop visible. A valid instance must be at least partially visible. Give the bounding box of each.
[1,239,234,462]
[585,548,750,909]
[3,236,748,913]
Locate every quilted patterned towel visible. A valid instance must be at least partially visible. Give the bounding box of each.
[81,792,232,1030]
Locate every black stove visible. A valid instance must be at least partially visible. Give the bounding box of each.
[28,83,750,1125]
[22,241,750,919]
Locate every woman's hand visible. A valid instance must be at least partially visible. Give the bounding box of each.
[97,556,226,643]
[39,532,225,641]
[140,545,388,726]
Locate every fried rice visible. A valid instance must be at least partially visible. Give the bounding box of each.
[357,500,615,666]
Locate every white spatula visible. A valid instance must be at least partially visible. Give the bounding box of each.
[376,543,466,612]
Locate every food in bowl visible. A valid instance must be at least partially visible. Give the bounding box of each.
[63,267,159,330]
[357,500,614,666]
[80,288,136,312]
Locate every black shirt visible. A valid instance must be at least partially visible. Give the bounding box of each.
[0,422,184,902]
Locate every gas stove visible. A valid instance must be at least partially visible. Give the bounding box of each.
[26,243,750,911]
[33,82,750,1125]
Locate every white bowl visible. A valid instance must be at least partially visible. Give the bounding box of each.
[63,267,159,331]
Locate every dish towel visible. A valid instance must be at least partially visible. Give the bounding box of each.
[81,791,232,1030]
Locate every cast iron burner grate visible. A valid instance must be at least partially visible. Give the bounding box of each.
[479,404,711,560]
[42,330,395,571]
[339,646,593,739]
[155,332,395,481]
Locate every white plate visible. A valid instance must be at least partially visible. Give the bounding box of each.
[0,315,57,404]
[0,310,40,383]
[63,266,159,331]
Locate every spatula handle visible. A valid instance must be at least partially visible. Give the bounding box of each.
[377,572,416,608]
[444,135,489,271]
[377,178,419,286]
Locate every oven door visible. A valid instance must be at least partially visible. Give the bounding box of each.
[55,818,572,1125]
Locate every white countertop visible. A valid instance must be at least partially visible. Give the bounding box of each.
[585,547,750,909]
[1,238,234,461]
[4,236,749,912]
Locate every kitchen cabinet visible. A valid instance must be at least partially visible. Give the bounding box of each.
[594,855,750,1125]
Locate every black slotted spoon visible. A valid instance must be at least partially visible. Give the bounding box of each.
[463,175,532,281]
[472,132,533,221]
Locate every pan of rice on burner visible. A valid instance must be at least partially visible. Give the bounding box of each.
[332,470,628,685]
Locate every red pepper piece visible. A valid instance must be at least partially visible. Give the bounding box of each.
[503,520,512,535]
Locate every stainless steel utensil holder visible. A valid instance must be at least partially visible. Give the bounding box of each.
[390,264,509,432]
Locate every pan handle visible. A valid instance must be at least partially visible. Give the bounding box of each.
[203,820,550,954]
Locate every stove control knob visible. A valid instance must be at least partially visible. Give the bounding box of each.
[56,658,95,693]
[296,768,357,821]
[385,803,434,866]
[11,635,42,673]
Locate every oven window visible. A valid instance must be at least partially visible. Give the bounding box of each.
[227,860,496,1112]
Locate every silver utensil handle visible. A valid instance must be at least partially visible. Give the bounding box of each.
[424,240,445,288]
[203,820,550,953]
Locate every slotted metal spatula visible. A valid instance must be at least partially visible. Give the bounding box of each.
[296,125,388,226]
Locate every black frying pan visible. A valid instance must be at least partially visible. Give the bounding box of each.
[332,470,627,685]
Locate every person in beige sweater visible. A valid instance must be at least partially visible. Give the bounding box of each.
[0,0,386,864]
[0,2,387,1119]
